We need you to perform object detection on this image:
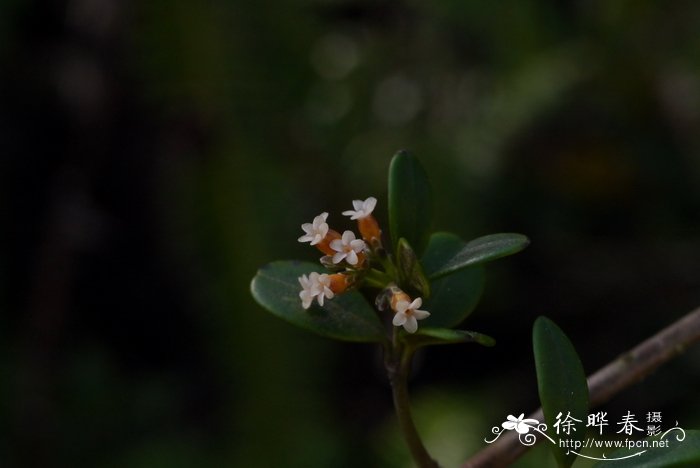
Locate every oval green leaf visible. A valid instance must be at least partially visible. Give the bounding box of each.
[595,430,700,468]
[533,316,589,468]
[388,150,433,257]
[251,261,386,342]
[404,327,495,350]
[427,233,529,280]
[421,232,485,328]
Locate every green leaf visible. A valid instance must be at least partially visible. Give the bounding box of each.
[420,231,468,278]
[420,233,485,328]
[396,238,430,298]
[404,327,495,350]
[388,150,433,257]
[251,261,386,342]
[427,233,529,280]
[595,430,700,467]
[533,316,589,468]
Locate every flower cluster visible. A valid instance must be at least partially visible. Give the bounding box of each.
[298,271,349,309]
[297,197,430,333]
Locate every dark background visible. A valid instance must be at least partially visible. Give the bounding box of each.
[2,1,700,467]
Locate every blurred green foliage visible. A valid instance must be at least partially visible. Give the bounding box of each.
[2,0,700,466]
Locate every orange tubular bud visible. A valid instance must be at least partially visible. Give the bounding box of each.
[316,229,341,256]
[328,273,351,294]
[390,289,412,312]
[358,215,381,242]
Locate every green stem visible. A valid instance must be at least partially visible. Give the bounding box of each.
[381,254,399,281]
[364,268,393,288]
[386,330,439,468]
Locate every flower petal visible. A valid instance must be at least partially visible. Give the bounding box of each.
[345,250,358,265]
[323,287,334,300]
[403,316,418,333]
[341,230,355,243]
[413,309,430,320]
[395,300,410,314]
[350,239,366,252]
[332,252,345,264]
[392,312,407,326]
[314,212,328,225]
[299,290,313,309]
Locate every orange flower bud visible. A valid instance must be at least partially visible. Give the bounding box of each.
[390,289,412,312]
[328,273,351,294]
[358,215,381,242]
[316,229,341,256]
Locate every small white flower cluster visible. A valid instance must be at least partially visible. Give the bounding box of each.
[296,196,430,333]
[297,197,377,309]
[298,197,377,267]
[298,271,334,309]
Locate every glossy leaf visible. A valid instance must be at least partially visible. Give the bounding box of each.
[388,150,432,257]
[596,430,700,468]
[404,327,495,350]
[427,233,529,280]
[420,231,468,277]
[251,261,385,342]
[396,237,430,298]
[420,232,485,328]
[533,316,589,468]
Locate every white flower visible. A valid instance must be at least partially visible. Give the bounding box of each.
[314,274,334,306]
[342,196,377,220]
[392,297,430,333]
[298,273,316,309]
[298,272,334,309]
[298,212,329,245]
[502,414,540,434]
[329,230,366,265]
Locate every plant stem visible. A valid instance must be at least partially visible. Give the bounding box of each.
[379,251,399,281]
[364,268,393,288]
[462,306,700,467]
[386,329,440,468]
